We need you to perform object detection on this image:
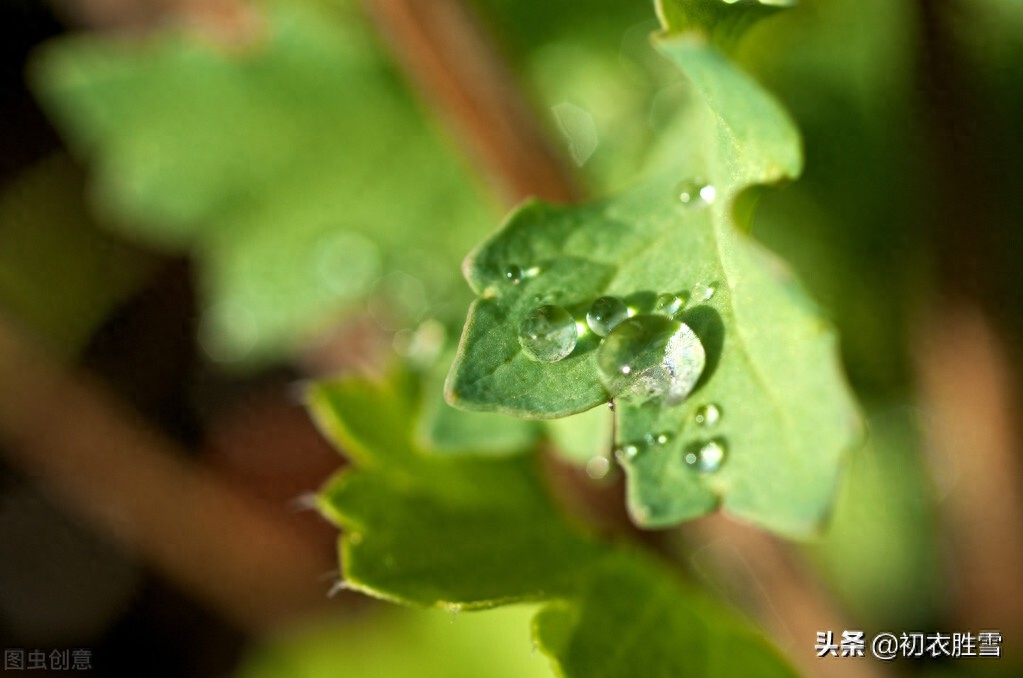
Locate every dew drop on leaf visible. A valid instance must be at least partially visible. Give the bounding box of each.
[677,179,716,207]
[694,403,721,427]
[505,264,524,284]
[684,439,726,473]
[596,315,706,404]
[644,432,672,445]
[518,305,578,362]
[653,293,685,318]
[692,281,718,302]
[586,296,630,336]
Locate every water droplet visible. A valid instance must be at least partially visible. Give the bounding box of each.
[677,179,716,207]
[518,305,578,362]
[692,281,718,302]
[596,315,706,404]
[506,264,541,284]
[586,296,629,336]
[643,432,672,446]
[585,456,611,479]
[614,443,640,461]
[694,403,721,427]
[684,439,726,473]
[653,293,685,318]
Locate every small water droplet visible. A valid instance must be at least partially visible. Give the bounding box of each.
[677,179,716,207]
[614,443,640,461]
[505,264,541,284]
[585,456,611,479]
[684,439,726,473]
[692,281,718,302]
[643,432,672,445]
[694,403,721,427]
[518,305,578,362]
[653,293,685,318]
[607,400,616,411]
[586,296,629,336]
[596,315,706,404]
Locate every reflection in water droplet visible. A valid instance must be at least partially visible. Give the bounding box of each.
[677,179,716,207]
[653,293,685,318]
[518,305,578,362]
[692,281,718,302]
[506,264,540,285]
[685,439,726,473]
[585,456,611,479]
[587,296,629,336]
[614,443,640,461]
[596,315,706,404]
[695,403,722,427]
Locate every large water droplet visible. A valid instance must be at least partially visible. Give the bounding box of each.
[684,439,726,473]
[587,296,629,336]
[677,179,716,207]
[518,305,578,362]
[694,403,721,427]
[692,281,718,302]
[596,315,706,404]
[653,293,685,318]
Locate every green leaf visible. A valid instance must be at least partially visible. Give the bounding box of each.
[31,1,495,364]
[655,0,794,54]
[310,374,600,606]
[310,374,797,677]
[534,552,796,678]
[418,350,543,456]
[235,606,552,678]
[0,155,156,355]
[446,12,860,536]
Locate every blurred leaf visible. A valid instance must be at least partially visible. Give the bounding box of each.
[31,1,496,364]
[0,154,155,354]
[309,374,796,677]
[235,606,552,678]
[543,404,613,465]
[656,0,793,54]
[807,407,943,629]
[534,552,796,678]
[446,21,860,536]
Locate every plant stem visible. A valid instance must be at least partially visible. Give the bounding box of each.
[0,314,337,632]
[360,0,582,206]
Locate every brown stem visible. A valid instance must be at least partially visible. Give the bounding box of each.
[916,306,1023,636]
[0,314,338,632]
[360,0,582,206]
[681,516,891,678]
